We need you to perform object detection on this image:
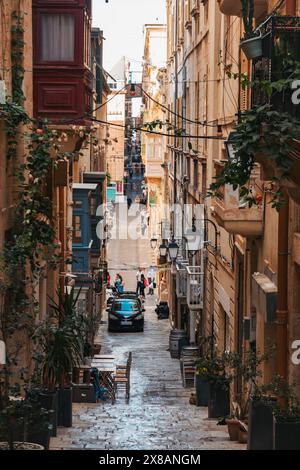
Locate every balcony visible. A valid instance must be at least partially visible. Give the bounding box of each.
[218,0,268,18]
[251,16,300,201]
[190,0,200,18]
[186,266,204,311]
[33,0,93,124]
[212,169,264,237]
[176,260,188,299]
[252,16,300,120]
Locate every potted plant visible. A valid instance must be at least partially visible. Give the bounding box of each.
[35,287,85,428]
[247,387,277,450]
[270,376,300,450]
[195,361,210,407]
[225,349,270,446]
[196,353,232,419]
[240,0,263,60]
[0,388,51,450]
[194,336,214,407]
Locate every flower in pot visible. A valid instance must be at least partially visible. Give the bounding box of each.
[240,0,263,60]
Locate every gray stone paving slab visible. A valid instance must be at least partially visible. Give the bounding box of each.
[51,215,245,451]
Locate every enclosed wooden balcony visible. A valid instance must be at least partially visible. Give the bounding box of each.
[33,0,93,124]
[217,0,268,18]
[212,169,264,237]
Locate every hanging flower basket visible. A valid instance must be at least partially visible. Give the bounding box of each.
[240,35,262,60]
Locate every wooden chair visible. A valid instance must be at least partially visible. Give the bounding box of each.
[114,352,132,400]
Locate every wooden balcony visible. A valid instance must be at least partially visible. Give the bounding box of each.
[33,0,93,124]
[212,170,264,237]
[217,0,268,18]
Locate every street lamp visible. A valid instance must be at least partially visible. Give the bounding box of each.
[150,237,158,250]
[168,239,179,262]
[224,131,237,161]
[159,242,168,257]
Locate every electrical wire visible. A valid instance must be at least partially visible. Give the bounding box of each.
[137,84,219,128]
[90,116,225,140]
[93,84,127,113]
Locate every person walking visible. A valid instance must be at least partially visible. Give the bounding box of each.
[136,268,143,295]
[115,274,124,294]
[140,273,146,298]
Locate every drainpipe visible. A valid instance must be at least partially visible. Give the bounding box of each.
[59,187,65,301]
[173,0,179,328]
[276,195,289,381]
[286,0,296,15]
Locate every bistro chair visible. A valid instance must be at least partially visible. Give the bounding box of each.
[114,352,132,400]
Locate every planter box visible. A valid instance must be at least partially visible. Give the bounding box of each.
[72,384,96,403]
[195,374,209,407]
[273,417,300,450]
[57,388,73,428]
[27,428,50,450]
[247,398,276,450]
[208,383,230,419]
[37,390,58,438]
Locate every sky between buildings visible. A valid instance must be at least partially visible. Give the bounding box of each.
[93,0,167,77]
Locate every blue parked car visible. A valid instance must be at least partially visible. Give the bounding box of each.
[107,299,145,333]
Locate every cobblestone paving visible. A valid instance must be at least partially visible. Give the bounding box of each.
[50,295,245,450]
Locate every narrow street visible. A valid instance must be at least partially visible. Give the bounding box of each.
[50,192,244,451]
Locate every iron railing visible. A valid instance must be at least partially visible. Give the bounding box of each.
[252,16,300,119]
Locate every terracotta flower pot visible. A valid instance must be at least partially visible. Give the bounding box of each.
[226,419,240,441]
[0,442,44,450]
[238,428,248,444]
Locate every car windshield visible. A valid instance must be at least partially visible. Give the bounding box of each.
[114,300,139,311]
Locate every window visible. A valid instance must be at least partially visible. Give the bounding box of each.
[146,137,162,160]
[74,200,83,209]
[193,159,198,189]
[201,163,207,195]
[41,14,75,62]
[219,306,230,353]
[89,195,96,216]
[73,215,82,243]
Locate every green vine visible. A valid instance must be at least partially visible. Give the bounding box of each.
[11,10,26,106]
[0,11,94,398]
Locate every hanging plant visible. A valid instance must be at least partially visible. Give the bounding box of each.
[210,104,300,210]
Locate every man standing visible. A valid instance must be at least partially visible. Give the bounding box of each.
[136,267,143,295]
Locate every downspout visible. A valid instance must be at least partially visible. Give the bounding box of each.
[174,0,179,328]
[276,194,289,381]
[276,0,294,386]
[59,186,65,303]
